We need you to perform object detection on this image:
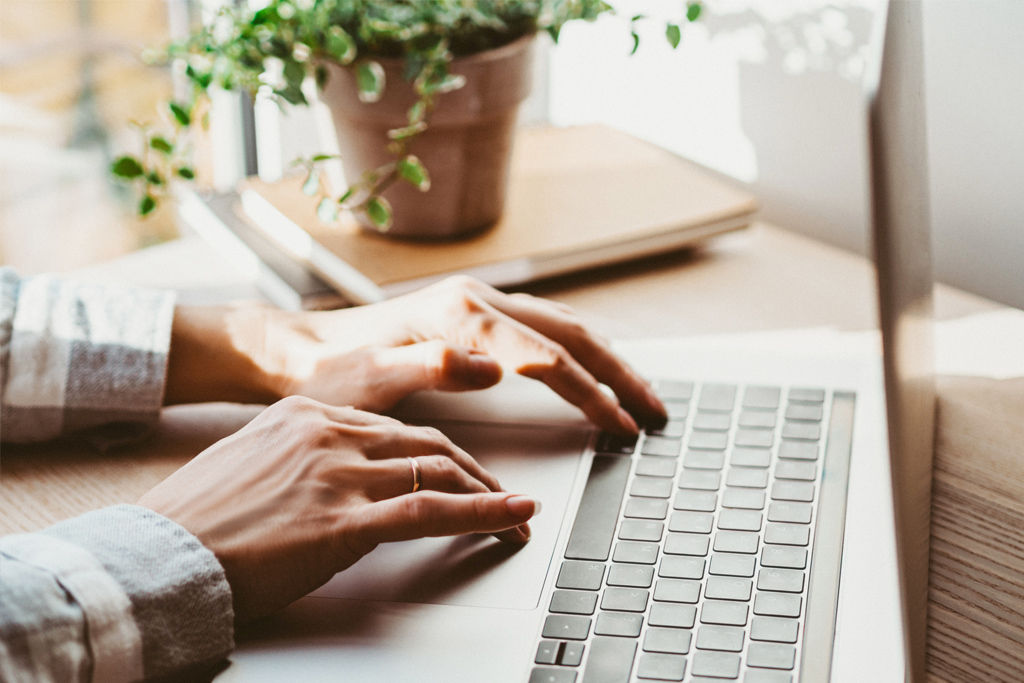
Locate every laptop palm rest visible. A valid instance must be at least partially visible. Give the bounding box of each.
[308,420,589,609]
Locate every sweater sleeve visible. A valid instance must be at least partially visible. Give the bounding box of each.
[0,505,235,682]
[0,267,175,444]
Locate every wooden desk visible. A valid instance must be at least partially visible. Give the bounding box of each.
[1,223,1021,681]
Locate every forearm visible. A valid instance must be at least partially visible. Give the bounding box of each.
[164,304,285,405]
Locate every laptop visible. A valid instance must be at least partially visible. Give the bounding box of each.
[220,2,933,681]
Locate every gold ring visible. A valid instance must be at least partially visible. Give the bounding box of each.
[407,456,422,493]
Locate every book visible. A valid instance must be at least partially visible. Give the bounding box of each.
[238,124,758,305]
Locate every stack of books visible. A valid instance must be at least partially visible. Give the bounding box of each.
[178,125,757,310]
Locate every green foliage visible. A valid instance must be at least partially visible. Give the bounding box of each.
[113,0,703,228]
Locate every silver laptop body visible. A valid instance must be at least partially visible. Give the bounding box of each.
[220,2,933,681]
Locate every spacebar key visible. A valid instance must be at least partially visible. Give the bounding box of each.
[582,636,637,683]
[564,455,633,561]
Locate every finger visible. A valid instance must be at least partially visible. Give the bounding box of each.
[353,491,539,546]
[373,340,503,394]
[480,289,666,425]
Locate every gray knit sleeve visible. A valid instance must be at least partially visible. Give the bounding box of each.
[0,267,175,444]
[1,505,235,681]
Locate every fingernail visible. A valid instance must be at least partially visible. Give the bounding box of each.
[617,407,639,434]
[506,495,540,517]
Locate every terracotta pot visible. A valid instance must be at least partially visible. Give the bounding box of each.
[320,36,534,240]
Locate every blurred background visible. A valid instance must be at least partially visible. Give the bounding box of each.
[2,0,1022,307]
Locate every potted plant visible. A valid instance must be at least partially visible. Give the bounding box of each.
[113,0,703,239]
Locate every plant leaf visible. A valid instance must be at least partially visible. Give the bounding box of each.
[666,24,681,49]
[338,187,355,205]
[111,156,144,179]
[687,3,702,22]
[146,171,164,185]
[139,194,157,216]
[168,102,191,127]
[356,61,385,103]
[630,31,640,56]
[327,26,357,64]
[317,197,339,223]
[301,168,320,195]
[176,166,195,180]
[315,64,329,90]
[397,155,431,192]
[366,196,393,231]
[311,154,337,162]
[149,136,173,154]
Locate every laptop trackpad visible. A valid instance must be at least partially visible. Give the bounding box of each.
[308,422,588,610]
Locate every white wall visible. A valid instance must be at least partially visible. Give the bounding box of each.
[547,0,1024,309]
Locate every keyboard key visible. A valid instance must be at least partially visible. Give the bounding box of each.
[761,546,808,570]
[788,387,825,403]
[778,440,818,461]
[750,616,800,643]
[746,642,796,670]
[734,429,774,448]
[709,553,756,577]
[664,532,710,557]
[743,386,781,410]
[659,556,706,580]
[607,564,654,588]
[770,481,815,503]
[764,523,811,546]
[773,461,817,482]
[700,600,749,626]
[647,421,685,438]
[683,450,725,470]
[669,511,714,534]
[653,578,701,604]
[739,414,777,432]
[565,455,632,561]
[712,530,759,554]
[557,561,605,590]
[550,589,599,614]
[536,640,560,664]
[595,432,638,455]
[678,469,721,491]
[530,667,577,683]
[664,400,689,420]
[698,384,736,412]
[632,476,674,499]
[594,611,643,637]
[695,624,745,652]
[717,509,763,532]
[624,497,669,520]
[561,642,585,666]
[756,568,805,593]
[691,650,740,679]
[767,502,812,524]
[613,541,660,564]
[583,636,636,683]
[785,403,823,421]
[636,457,677,478]
[689,432,729,451]
[721,487,766,510]
[637,653,687,681]
[542,614,591,640]
[619,520,664,542]
[673,490,718,512]
[726,468,768,488]
[753,592,803,618]
[658,380,694,400]
[703,576,752,601]
[693,412,732,431]
[644,627,692,654]
[729,447,770,468]
[744,671,792,683]
[781,421,821,441]
[642,436,683,458]
[649,602,697,628]
[601,587,650,612]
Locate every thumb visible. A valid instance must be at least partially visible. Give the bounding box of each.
[376,340,503,393]
[354,491,539,547]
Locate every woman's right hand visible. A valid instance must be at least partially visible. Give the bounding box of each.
[137,396,538,622]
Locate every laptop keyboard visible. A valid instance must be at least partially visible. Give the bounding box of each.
[530,380,837,683]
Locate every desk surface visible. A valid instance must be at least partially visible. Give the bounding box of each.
[2,223,1021,682]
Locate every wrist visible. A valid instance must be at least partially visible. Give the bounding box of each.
[164,304,283,405]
